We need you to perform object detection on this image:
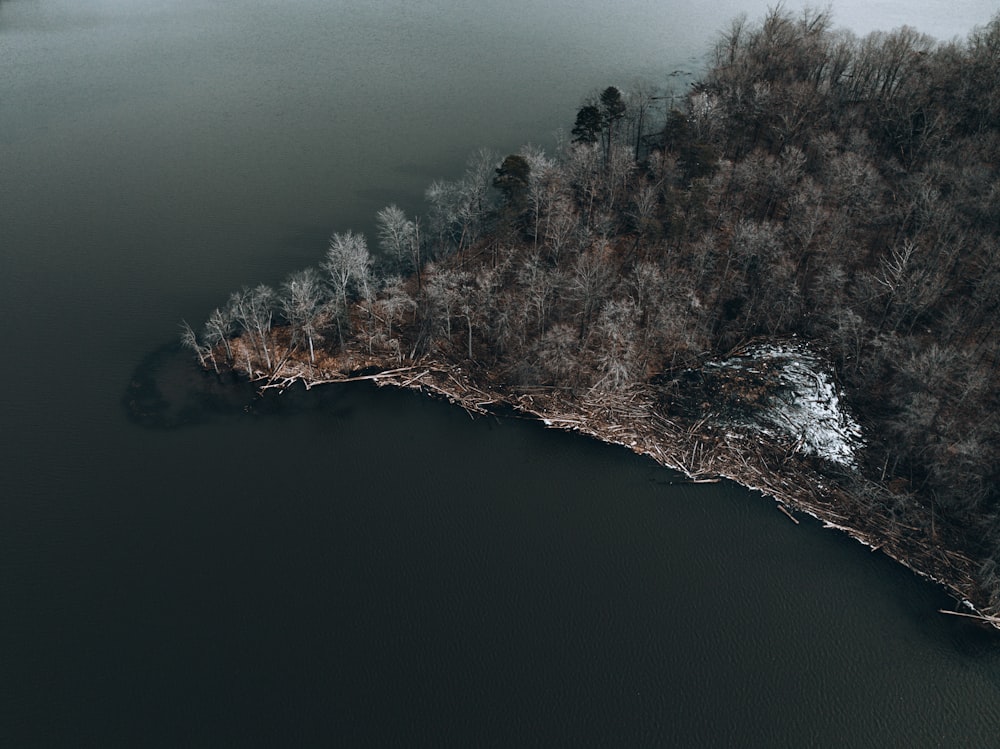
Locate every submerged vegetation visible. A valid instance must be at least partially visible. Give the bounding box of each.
[182,9,1000,623]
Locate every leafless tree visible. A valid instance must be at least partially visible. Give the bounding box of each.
[227,284,276,373]
[203,306,234,363]
[180,320,214,372]
[322,231,373,343]
[280,268,326,365]
[376,204,420,276]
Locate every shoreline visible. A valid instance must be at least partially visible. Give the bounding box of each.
[229,335,1000,630]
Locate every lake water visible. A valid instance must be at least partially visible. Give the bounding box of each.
[2,1,1000,745]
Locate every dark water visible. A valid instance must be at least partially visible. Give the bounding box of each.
[3,1,1000,746]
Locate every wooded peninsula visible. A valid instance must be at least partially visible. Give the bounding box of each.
[182,9,1000,626]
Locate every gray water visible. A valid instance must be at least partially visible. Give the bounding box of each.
[3,1,1000,746]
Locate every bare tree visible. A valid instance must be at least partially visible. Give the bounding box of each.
[280,268,326,366]
[627,178,661,246]
[624,82,661,161]
[533,323,583,387]
[564,141,603,227]
[519,144,556,248]
[227,285,276,373]
[203,306,234,363]
[180,320,214,372]
[591,298,641,391]
[322,231,373,343]
[376,204,420,278]
[542,193,580,261]
[568,244,614,341]
[517,251,562,336]
[374,276,416,362]
[425,149,499,254]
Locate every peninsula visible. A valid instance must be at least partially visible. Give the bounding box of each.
[183,9,1000,627]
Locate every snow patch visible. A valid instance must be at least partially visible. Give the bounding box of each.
[717,342,863,467]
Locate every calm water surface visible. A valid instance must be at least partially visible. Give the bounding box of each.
[2,1,1000,745]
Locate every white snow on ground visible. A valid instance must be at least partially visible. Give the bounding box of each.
[720,342,864,467]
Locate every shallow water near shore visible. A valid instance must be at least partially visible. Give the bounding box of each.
[3,0,1000,745]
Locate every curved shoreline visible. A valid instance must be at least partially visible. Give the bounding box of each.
[232,336,1000,630]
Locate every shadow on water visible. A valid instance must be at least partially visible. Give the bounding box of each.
[123,342,360,428]
[943,612,1000,658]
[122,342,256,428]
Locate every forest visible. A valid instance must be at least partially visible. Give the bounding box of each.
[182,9,1000,622]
